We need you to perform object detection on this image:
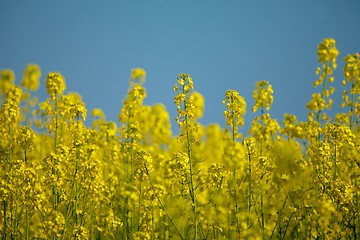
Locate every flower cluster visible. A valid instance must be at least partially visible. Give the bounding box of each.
[308,38,339,125]
[174,73,197,126]
[21,64,41,91]
[46,72,66,100]
[223,89,246,139]
[317,38,339,69]
[341,53,360,127]
[252,80,273,113]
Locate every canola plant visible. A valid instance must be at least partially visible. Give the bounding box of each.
[0,38,359,239]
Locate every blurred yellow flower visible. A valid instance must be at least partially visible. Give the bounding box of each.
[22,64,41,91]
[130,68,146,85]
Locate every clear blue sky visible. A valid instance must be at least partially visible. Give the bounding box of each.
[1,1,359,135]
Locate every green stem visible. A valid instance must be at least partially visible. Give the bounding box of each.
[73,116,80,239]
[333,144,337,180]
[52,93,59,240]
[182,86,197,240]
[123,107,133,239]
[247,148,252,214]
[260,107,265,233]
[145,165,185,240]
[54,91,58,149]
[151,207,155,240]
[260,182,264,233]
[270,193,289,238]
[3,126,12,239]
[349,81,355,129]
[185,114,197,240]
[25,149,29,240]
[138,182,142,232]
[231,108,240,236]
[53,92,58,212]
[3,200,7,240]
[317,68,328,125]
[13,183,18,240]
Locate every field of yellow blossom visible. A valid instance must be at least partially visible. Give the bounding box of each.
[0,38,359,239]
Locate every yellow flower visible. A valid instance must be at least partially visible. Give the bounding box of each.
[17,126,35,149]
[91,108,105,119]
[0,85,22,127]
[252,80,273,113]
[58,92,87,120]
[173,84,179,92]
[46,72,66,100]
[191,91,205,119]
[130,68,146,85]
[174,73,198,127]
[223,89,246,138]
[307,93,325,112]
[317,38,339,69]
[22,64,41,91]
[0,69,15,95]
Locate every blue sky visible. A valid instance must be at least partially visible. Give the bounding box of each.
[1,1,360,135]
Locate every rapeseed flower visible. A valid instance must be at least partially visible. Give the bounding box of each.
[317,38,339,69]
[130,68,146,85]
[252,80,273,113]
[46,72,66,100]
[22,64,41,91]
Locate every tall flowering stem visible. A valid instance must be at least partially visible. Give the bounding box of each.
[223,89,246,236]
[46,72,66,149]
[17,126,35,239]
[118,68,146,238]
[43,72,66,239]
[21,64,41,126]
[307,38,338,129]
[250,80,277,150]
[341,53,360,128]
[223,90,246,141]
[45,73,66,218]
[341,53,360,238]
[249,80,279,235]
[174,73,198,240]
[306,39,340,204]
